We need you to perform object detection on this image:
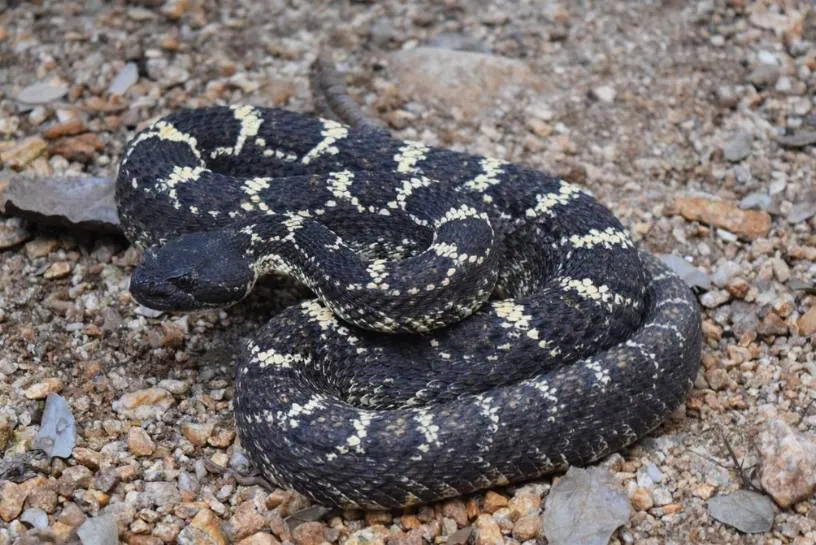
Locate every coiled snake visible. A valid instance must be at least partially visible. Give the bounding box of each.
[116,104,702,509]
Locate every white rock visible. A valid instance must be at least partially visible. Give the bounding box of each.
[591,85,616,103]
[16,81,69,105]
[108,62,139,95]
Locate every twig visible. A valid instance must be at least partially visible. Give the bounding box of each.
[796,397,816,427]
[285,505,336,531]
[0,451,45,483]
[684,424,761,493]
[202,457,277,491]
[716,424,761,492]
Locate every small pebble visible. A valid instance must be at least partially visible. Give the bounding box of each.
[723,132,753,162]
[0,481,26,522]
[512,513,541,540]
[591,85,616,103]
[20,507,49,529]
[76,515,119,545]
[127,426,155,456]
[758,419,816,508]
[108,62,139,95]
[747,63,780,87]
[700,289,730,308]
[23,377,63,399]
[474,514,504,545]
[16,81,69,104]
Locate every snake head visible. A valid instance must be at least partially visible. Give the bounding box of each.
[130,232,255,311]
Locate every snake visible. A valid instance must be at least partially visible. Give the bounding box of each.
[115,104,702,509]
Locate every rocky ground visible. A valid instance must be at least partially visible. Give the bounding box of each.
[1,0,815,544]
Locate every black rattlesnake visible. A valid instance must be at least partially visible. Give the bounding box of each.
[116,104,701,509]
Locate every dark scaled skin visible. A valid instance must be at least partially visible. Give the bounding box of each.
[116,105,702,509]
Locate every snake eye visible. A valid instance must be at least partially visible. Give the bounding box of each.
[170,272,198,291]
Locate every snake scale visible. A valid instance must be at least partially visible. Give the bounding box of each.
[115,104,702,509]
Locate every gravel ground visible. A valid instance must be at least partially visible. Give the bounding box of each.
[1,1,816,544]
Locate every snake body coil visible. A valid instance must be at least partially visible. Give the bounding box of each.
[116,105,701,509]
